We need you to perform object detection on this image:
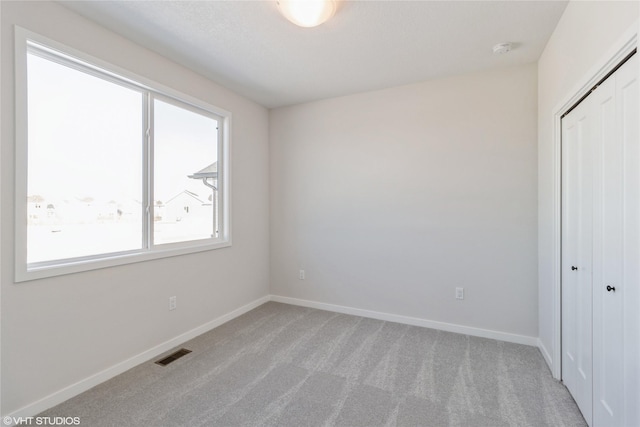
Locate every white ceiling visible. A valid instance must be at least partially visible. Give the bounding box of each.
[59,1,568,108]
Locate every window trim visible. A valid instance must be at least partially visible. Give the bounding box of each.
[14,26,232,282]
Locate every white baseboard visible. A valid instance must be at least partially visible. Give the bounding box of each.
[3,295,270,424]
[537,338,554,372]
[270,295,538,347]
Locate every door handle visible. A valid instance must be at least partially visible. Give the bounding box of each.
[606,285,616,292]
[571,266,578,271]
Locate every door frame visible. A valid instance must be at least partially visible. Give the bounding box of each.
[550,23,638,382]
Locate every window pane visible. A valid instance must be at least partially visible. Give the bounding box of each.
[153,99,218,245]
[27,53,144,264]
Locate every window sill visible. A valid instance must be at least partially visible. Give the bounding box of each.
[16,239,232,283]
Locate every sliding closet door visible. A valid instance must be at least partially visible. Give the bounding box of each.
[562,100,593,426]
[592,54,637,427]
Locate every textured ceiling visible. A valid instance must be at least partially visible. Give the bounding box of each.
[59,1,568,108]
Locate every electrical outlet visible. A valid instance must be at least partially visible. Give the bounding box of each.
[455,287,464,300]
[299,269,305,280]
[169,296,177,310]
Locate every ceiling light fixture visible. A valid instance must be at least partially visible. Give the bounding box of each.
[492,43,513,54]
[277,0,336,28]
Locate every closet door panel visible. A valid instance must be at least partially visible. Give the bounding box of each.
[592,54,637,427]
[591,72,622,427]
[562,101,593,425]
[619,55,638,427]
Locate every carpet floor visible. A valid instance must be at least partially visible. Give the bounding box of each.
[40,302,587,426]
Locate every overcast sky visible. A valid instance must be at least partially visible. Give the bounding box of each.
[27,52,218,205]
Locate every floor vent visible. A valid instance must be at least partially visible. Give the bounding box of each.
[155,348,192,366]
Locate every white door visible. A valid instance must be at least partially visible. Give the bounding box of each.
[562,54,638,427]
[562,98,593,426]
[592,53,638,427]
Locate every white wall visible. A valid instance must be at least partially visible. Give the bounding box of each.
[537,0,639,373]
[270,64,538,339]
[1,1,269,416]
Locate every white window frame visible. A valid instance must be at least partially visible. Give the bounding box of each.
[14,27,232,282]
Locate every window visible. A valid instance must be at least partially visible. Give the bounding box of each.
[15,29,231,281]
[153,98,220,245]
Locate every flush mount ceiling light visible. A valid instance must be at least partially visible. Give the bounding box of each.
[277,0,337,28]
[492,42,513,54]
